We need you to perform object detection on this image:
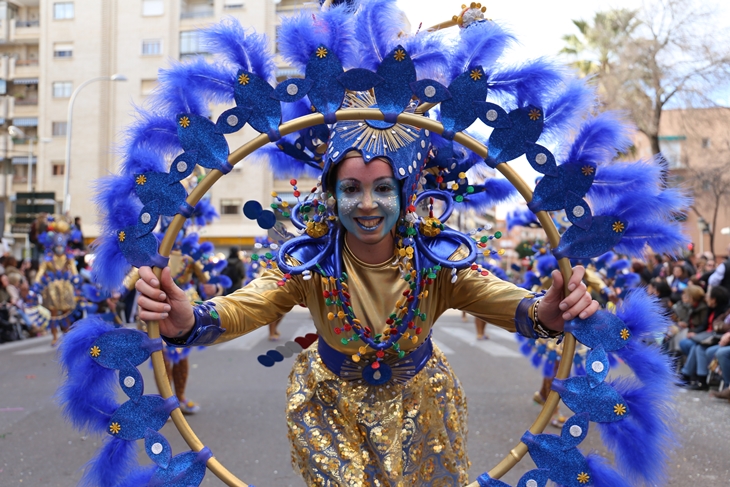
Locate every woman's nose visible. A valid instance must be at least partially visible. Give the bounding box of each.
[357,190,378,210]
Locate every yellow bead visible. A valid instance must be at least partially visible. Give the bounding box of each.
[396,299,405,308]
[498,249,505,255]
[451,183,459,190]
[423,290,429,298]
[281,201,289,208]
[359,346,367,354]
[352,319,361,325]
[351,354,361,363]
[327,312,335,320]
[337,311,345,319]
[411,336,419,344]
[271,191,278,197]
[399,248,406,257]
[405,246,414,255]
[458,172,467,179]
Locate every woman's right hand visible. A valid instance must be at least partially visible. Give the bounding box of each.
[136,266,195,338]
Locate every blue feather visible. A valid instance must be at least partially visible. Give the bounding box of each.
[447,20,514,83]
[201,17,276,82]
[562,112,633,173]
[535,254,558,277]
[193,198,219,226]
[488,58,565,110]
[78,437,140,487]
[615,289,673,340]
[252,139,323,179]
[507,207,540,231]
[540,79,597,144]
[531,352,543,368]
[398,30,451,80]
[352,0,409,70]
[461,178,517,211]
[585,454,633,487]
[120,108,181,173]
[598,376,677,486]
[520,340,534,357]
[115,465,156,487]
[56,317,119,433]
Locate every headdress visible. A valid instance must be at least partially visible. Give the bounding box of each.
[63,1,688,486]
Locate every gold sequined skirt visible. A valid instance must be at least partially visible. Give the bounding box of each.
[287,342,470,487]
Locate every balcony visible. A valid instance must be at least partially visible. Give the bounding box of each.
[181,0,214,20]
[9,99,38,119]
[13,59,39,80]
[0,57,8,79]
[10,19,40,43]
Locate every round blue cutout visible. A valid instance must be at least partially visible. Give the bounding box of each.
[266,350,284,362]
[257,354,275,367]
[362,362,392,385]
[257,210,277,229]
[243,200,263,219]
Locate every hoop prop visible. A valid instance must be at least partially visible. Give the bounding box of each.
[147,109,575,486]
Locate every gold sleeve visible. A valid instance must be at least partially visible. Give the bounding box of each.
[192,261,210,284]
[122,268,140,291]
[35,261,47,283]
[440,267,532,332]
[207,266,307,344]
[584,268,607,293]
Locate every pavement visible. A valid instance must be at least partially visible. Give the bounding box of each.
[1,308,728,486]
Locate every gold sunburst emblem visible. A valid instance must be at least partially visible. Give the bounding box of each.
[614,403,627,416]
[470,68,483,81]
[577,472,590,484]
[238,73,250,85]
[109,422,121,434]
[316,46,328,59]
[620,328,630,340]
[135,174,147,185]
[394,49,406,62]
[581,165,595,176]
[612,221,625,233]
[528,108,541,121]
[178,116,190,128]
[90,345,101,357]
[118,231,126,242]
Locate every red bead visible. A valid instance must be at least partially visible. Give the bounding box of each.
[408,321,415,329]
[343,324,352,331]
[386,318,394,325]
[427,278,433,285]
[376,350,385,358]
[407,295,415,302]
[277,280,285,286]
[311,187,317,193]
[415,327,422,334]
[365,327,371,334]
[290,179,297,186]
[293,191,301,197]
[371,361,380,370]
[284,273,292,279]
[343,291,351,299]
[407,205,417,213]
[481,270,489,276]
[323,290,330,298]
[390,328,398,334]
[471,264,478,270]
[334,328,341,335]
[436,176,443,183]
[403,290,410,296]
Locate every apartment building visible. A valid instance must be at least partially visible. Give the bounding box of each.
[0,0,317,253]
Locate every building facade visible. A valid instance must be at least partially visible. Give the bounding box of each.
[0,0,318,255]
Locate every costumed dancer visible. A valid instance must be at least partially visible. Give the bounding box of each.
[28,216,84,346]
[57,2,691,486]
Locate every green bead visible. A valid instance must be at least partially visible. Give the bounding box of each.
[407,227,417,236]
[265,252,273,259]
[494,231,502,239]
[318,204,326,212]
[251,254,259,261]
[466,186,474,194]
[352,334,359,341]
[389,313,397,319]
[303,205,311,212]
[428,272,437,279]
[325,298,333,306]
[420,313,427,321]
[404,274,411,281]
[395,318,402,325]
[398,350,406,359]
[270,203,278,209]
[392,342,400,350]
[341,338,349,345]
[434,265,441,271]
[282,211,290,217]
[336,299,343,306]
[455,195,464,202]
[210,310,219,319]
[375,334,382,340]
[480,236,488,243]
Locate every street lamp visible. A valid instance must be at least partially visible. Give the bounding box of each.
[62,73,127,214]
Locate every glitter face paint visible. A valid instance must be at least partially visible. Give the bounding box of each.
[335,158,401,246]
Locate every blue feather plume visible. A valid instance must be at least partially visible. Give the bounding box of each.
[278,4,356,70]
[352,0,409,71]
[446,20,514,82]
[585,454,633,487]
[78,437,140,487]
[193,198,219,227]
[201,17,276,82]
[120,109,181,172]
[115,465,156,487]
[507,206,539,231]
[152,57,235,115]
[57,317,118,433]
[398,30,450,80]
[461,178,517,211]
[540,79,597,145]
[488,58,565,110]
[561,112,633,177]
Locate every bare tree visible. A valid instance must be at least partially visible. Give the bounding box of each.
[561,0,730,156]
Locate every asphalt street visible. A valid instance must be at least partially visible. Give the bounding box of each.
[1,307,728,486]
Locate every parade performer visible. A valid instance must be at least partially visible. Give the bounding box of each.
[58,2,690,486]
[29,216,84,346]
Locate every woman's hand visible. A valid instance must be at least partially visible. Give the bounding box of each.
[538,265,600,332]
[720,332,730,347]
[136,266,195,338]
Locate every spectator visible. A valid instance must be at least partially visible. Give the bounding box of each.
[664,284,708,355]
[650,254,665,279]
[708,329,730,400]
[221,247,245,295]
[667,263,690,299]
[708,244,730,293]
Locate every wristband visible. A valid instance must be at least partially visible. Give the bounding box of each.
[162,302,225,346]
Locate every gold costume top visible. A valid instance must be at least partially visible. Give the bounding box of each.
[36,255,78,314]
[210,241,532,354]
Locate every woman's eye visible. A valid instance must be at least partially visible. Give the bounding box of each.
[341,186,358,194]
[377,184,394,192]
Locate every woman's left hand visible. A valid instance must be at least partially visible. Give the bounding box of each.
[537,265,600,332]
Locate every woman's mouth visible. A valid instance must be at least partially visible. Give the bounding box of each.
[354,217,383,231]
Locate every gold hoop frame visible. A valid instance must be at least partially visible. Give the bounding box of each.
[147,108,576,487]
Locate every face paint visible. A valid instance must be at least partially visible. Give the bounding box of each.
[336,176,401,245]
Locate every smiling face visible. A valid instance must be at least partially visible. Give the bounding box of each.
[335,156,401,246]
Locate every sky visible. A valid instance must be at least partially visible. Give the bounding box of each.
[395,0,730,218]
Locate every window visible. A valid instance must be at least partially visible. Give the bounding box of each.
[702,137,711,149]
[180,31,207,58]
[52,121,67,136]
[220,199,241,215]
[659,139,683,169]
[142,0,164,16]
[142,39,162,56]
[140,79,158,96]
[53,2,74,20]
[224,0,244,8]
[52,81,72,98]
[53,42,73,58]
[52,162,65,176]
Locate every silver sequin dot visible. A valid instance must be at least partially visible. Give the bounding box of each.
[151,442,163,455]
[270,244,279,250]
[573,205,585,218]
[399,168,406,176]
[417,152,422,160]
[286,84,299,96]
[408,165,413,174]
[140,213,151,224]
[424,85,436,98]
[592,361,605,373]
[425,130,430,136]
[569,425,583,438]
[451,163,457,169]
[535,153,548,165]
[176,161,188,172]
[421,140,426,148]
[526,480,538,487]
[296,143,301,150]
[486,109,498,121]
[123,376,136,388]
[226,114,238,126]
[332,151,340,159]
